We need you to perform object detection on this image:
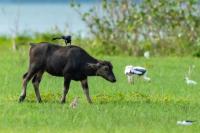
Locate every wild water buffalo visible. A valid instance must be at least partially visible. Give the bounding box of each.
[19,43,116,103]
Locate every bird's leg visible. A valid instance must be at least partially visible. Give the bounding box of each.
[127,75,133,84]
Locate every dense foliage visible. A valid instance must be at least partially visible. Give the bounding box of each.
[72,0,200,56]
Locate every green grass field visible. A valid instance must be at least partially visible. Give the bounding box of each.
[0,50,200,133]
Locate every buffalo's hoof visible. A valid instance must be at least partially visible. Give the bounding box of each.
[37,99,42,103]
[88,100,93,104]
[18,96,25,103]
[61,100,65,104]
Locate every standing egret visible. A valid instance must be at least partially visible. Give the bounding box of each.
[185,76,197,85]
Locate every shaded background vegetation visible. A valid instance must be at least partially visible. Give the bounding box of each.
[1,0,200,57]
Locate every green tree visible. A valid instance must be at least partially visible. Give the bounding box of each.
[72,0,200,56]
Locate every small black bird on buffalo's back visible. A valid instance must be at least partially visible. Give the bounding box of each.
[52,35,71,46]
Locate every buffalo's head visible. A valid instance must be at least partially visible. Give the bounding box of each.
[88,61,116,83]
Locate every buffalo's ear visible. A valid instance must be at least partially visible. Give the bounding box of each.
[87,63,101,70]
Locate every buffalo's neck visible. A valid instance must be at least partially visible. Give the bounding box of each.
[84,59,98,76]
[85,68,98,76]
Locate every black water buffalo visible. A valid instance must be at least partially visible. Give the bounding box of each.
[19,42,116,103]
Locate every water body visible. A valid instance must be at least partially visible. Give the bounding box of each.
[0,1,101,36]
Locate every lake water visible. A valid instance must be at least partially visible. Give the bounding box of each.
[0,1,101,36]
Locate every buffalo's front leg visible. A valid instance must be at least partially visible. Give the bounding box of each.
[61,78,71,104]
[81,78,92,104]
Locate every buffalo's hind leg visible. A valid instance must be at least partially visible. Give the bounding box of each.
[32,71,44,103]
[81,78,92,104]
[19,69,37,102]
